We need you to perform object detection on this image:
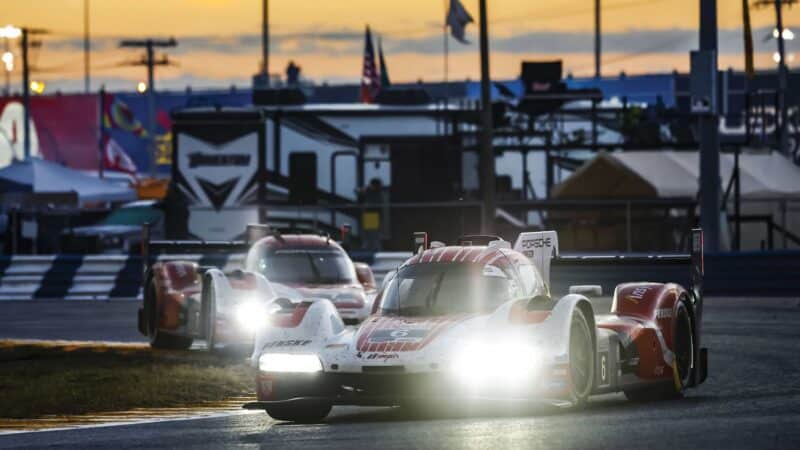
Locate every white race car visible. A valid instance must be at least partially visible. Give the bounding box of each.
[244,230,708,423]
[138,225,376,351]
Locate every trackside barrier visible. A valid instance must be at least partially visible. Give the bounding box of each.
[0,251,798,300]
[0,252,410,301]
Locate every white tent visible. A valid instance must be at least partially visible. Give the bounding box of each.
[614,151,800,199]
[0,158,136,205]
[554,150,800,200]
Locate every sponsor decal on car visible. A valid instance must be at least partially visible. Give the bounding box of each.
[262,339,312,348]
[368,328,428,344]
[365,352,400,361]
[356,316,471,352]
[655,308,673,319]
[626,286,651,304]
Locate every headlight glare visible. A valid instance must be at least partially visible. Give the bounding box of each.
[258,353,322,373]
[234,301,267,332]
[450,340,540,387]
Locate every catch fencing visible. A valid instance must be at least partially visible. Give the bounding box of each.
[0,250,798,301]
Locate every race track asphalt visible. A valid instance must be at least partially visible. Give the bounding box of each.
[1,296,799,449]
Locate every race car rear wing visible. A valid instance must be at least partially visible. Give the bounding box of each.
[141,223,272,273]
[513,229,702,298]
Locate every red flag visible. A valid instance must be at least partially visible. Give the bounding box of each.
[360,26,381,103]
[102,135,139,176]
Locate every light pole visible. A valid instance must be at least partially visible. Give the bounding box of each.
[262,0,269,81]
[595,0,601,78]
[774,0,789,156]
[478,0,495,234]
[22,28,30,159]
[698,0,720,252]
[2,39,10,96]
[84,0,90,93]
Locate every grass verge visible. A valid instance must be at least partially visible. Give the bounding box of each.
[0,340,255,419]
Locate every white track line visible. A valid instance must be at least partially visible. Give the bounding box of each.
[0,409,263,436]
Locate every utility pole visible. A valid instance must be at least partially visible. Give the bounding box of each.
[478,0,495,234]
[594,0,601,78]
[119,38,177,176]
[84,0,90,93]
[268,0,269,84]
[698,0,720,251]
[21,28,29,160]
[18,27,47,159]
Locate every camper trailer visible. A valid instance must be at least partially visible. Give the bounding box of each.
[170,104,480,244]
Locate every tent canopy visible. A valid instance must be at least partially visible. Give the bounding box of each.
[553,150,800,200]
[0,158,136,205]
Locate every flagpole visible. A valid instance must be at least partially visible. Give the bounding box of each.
[443,0,449,100]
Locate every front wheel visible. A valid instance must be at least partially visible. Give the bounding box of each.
[568,306,595,407]
[264,401,332,423]
[145,279,193,350]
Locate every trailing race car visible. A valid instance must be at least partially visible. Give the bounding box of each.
[137,224,376,351]
[244,229,708,423]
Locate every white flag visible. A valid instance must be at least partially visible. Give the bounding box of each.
[446,0,474,44]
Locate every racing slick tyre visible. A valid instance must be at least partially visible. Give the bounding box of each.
[624,298,693,402]
[264,401,332,423]
[204,281,219,353]
[568,306,595,407]
[145,278,193,350]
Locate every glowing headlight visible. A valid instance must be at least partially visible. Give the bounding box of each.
[258,353,323,373]
[234,301,267,332]
[450,341,540,387]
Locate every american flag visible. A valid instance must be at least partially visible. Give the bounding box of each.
[360,26,381,103]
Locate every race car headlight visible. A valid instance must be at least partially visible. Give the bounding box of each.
[450,340,540,387]
[258,353,323,373]
[234,301,268,332]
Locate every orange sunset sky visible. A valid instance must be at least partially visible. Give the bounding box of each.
[3,0,800,91]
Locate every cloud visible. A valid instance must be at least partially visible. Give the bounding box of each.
[37,25,795,60]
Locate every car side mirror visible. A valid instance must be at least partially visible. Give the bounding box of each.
[353,262,376,291]
[569,285,603,297]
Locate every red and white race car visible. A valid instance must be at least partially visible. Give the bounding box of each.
[244,230,708,423]
[137,225,376,351]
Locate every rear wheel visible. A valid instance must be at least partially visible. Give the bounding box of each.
[625,299,693,402]
[568,306,595,407]
[264,401,332,423]
[145,279,193,350]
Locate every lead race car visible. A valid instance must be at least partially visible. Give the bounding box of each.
[245,229,708,422]
[137,224,377,351]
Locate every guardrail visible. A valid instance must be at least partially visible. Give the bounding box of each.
[0,250,798,300]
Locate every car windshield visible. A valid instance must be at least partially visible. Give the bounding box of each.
[380,262,517,317]
[255,249,357,284]
[102,207,162,226]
